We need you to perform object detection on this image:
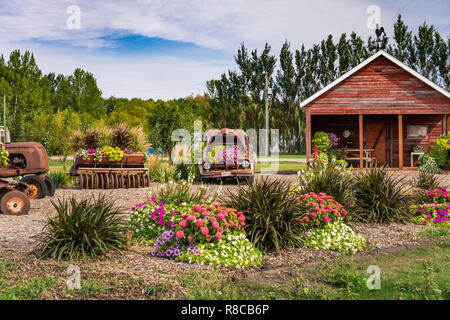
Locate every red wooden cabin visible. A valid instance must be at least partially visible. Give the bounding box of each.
[300,50,450,169]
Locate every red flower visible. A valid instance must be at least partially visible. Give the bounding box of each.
[310,212,317,218]
[304,216,309,221]
[342,209,348,215]
[195,219,204,227]
[176,230,184,239]
[180,220,188,228]
[324,217,330,223]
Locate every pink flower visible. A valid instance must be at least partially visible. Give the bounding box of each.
[215,232,222,239]
[212,221,220,229]
[238,216,245,222]
[217,214,225,220]
[326,205,333,211]
[180,220,188,228]
[193,205,202,212]
[310,212,317,218]
[201,227,209,235]
[342,209,348,215]
[303,216,309,221]
[188,215,195,221]
[176,230,184,239]
[324,217,330,223]
[195,219,204,227]
[187,234,195,243]
[314,207,320,212]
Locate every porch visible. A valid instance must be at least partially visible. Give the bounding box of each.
[305,113,447,169]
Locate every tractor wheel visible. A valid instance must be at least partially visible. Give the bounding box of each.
[20,175,47,199]
[44,176,56,197]
[0,191,30,215]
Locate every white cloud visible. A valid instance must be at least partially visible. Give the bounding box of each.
[0,0,448,99]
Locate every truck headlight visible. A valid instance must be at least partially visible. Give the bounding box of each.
[242,160,250,168]
[203,162,211,170]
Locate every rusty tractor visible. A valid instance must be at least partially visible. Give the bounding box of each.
[0,126,55,215]
[69,153,150,189]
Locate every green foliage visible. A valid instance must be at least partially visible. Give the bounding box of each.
[150,173,220,205]
[311,131,331,152]
[418,154,442,173]
[0,144,9,168]
[318,257,367,291]
[297,159,355,208]
[33,195,127,260]
[427,135,450,167]
[354,166,412,223]
[223,176,304,252]
[413,171,445,191]
[47,169,74,188]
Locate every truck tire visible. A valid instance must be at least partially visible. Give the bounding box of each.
[0,191,30,215]
[44,176,56,197]
[20,175,47,199]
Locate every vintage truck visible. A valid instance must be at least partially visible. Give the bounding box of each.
[199,128,255,183]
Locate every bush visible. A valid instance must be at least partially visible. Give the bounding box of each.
[128,126,147,153]
[302,222,366,254]
[413,171,445,191]
[130,200,193,245]
[149,203,262,268]
[33,195,127,260]
[354,166,412,223]
[47,169,74,188]
[297,159,356,209]
[112,123,131,149]
[312,131,330,152]
[418,154,442,173]
[223,176,304,252]
[427,135,450,167]
[149,173,221,205]
[409,203,450,226]
[296,192,350,227]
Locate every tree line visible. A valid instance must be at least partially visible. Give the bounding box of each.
[0,14,448,155]
[205,14,449,152]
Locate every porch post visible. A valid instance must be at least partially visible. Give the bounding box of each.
[359,114,364,169]
[398,114,403,169]
[306,108,311,162]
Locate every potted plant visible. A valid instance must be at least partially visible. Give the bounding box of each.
[412,145,423,152]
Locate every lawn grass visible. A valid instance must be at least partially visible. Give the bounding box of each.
[257,154,306,159]
[0,241,448,300]
[178,243,450,300]
[256,161,305,173]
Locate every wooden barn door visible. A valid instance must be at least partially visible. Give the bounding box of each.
[365,122,390,166]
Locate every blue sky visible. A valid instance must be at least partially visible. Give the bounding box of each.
[0,0,449,100]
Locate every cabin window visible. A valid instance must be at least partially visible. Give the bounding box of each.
[407,125,427,139]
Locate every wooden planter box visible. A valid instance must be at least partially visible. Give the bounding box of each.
[76,153,145,165]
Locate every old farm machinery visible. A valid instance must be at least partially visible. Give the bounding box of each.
[0,126,55,215]
[70,152,150,189]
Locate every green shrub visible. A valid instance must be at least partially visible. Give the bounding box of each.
[354,166,412,223]
[174,162,201,181]
[427,135,450,167]
[33,195,127,260]
[297,159,355,208]
[413,171,445,191]
[419,154,442,173]
[47,169,74,188]
[150,173,220,205]
[312,131,331,152]
[223,176,304,252]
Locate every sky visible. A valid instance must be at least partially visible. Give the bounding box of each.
[0,0,449,100]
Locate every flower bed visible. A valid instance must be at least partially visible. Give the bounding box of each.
[297,192,365,254]
[130,198,192,245]
[303,222,366,254]
[131,201,262,268]
[410,203,450,226]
